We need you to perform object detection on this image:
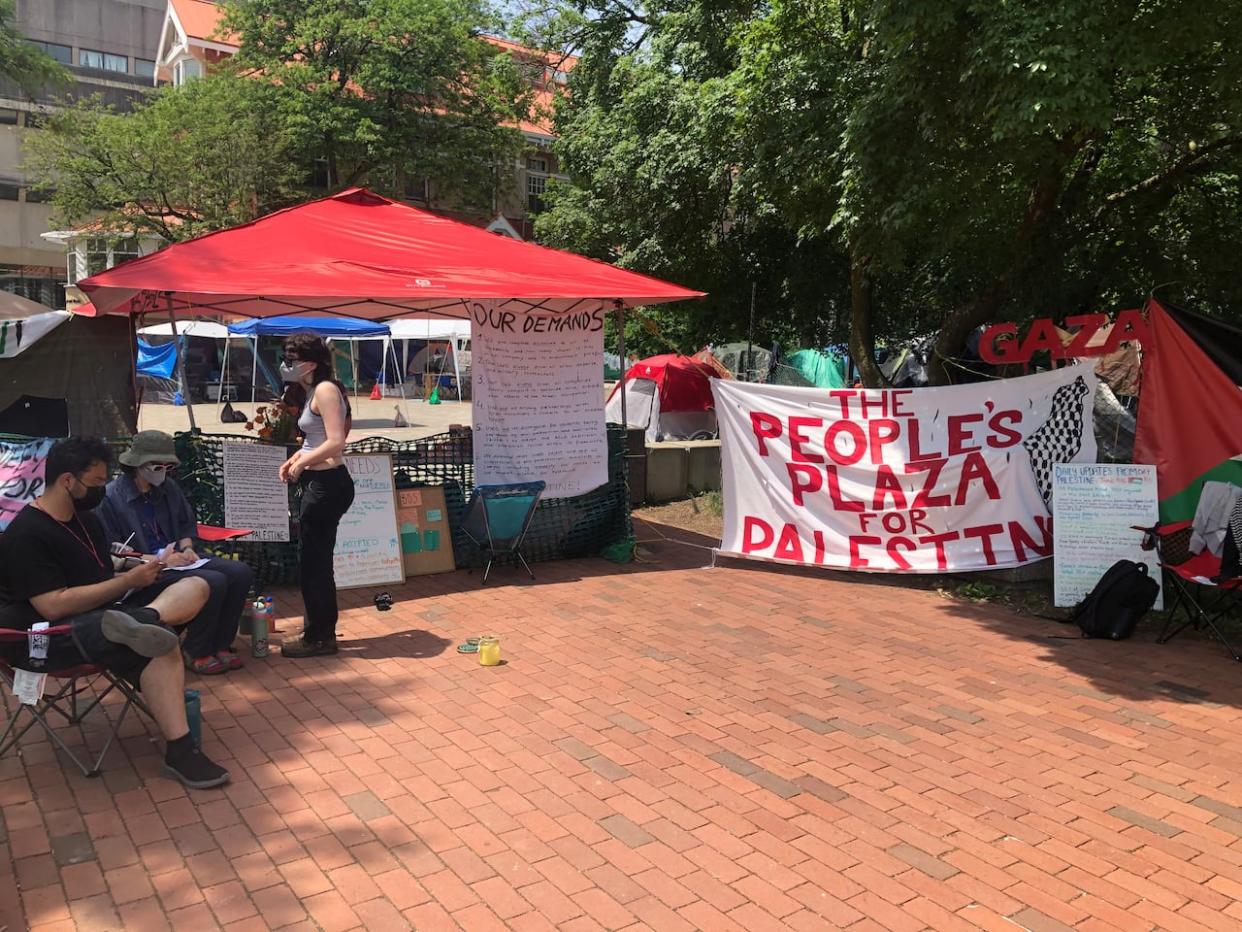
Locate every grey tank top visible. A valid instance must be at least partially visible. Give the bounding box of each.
[298,386,349,453]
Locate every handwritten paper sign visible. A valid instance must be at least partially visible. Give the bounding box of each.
[471,301,608,498]
[0,437,53,531]
[335,453,405,589]
[222,442,290,542]
[1053,463,1162,608]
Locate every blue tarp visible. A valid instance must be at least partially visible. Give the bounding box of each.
[227,316,390,338]
[136,339,177,379]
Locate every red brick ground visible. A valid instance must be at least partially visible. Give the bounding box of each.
[4,519,1242,931]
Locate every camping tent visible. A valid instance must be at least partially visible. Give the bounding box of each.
[387,318,469,401]
[775,349,847,389]
[605,354,721,442]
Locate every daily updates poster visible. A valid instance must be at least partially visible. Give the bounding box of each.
[714,365,1098,573]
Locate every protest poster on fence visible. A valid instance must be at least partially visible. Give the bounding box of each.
[1053,463,1162,608]
[0,437,53,531]
[713,364,1098,573]
[222,442,290,542]
[471,300,608,498]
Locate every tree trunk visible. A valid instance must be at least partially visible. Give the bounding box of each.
[848,250,887,388]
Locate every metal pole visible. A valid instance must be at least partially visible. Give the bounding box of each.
[746,280,756,382]
[166,297,197,431]
[251,336,258,406]
[616,301,627,430]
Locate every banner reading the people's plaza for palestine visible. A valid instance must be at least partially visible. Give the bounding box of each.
[713,364,1097,573]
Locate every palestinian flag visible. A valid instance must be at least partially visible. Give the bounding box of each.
[1134,298,1242,522]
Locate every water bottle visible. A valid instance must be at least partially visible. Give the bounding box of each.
[184,689,202,750]
[251,597,269,658]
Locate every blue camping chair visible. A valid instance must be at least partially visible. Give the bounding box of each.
[461,482,546,583]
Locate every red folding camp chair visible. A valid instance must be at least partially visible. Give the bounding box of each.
[0,624,154,777]
[1139,521,1242,662]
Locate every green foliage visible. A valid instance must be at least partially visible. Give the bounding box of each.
[0,0,68,95]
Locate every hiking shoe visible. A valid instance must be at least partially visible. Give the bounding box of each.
[100,609,179,658]
[163,746,231,789]
[280,637,339,658]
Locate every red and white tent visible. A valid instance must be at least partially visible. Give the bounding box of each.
[77,188,704,320]
[605,354,724,442]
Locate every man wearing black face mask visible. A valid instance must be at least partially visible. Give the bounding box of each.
[0,437,230,788]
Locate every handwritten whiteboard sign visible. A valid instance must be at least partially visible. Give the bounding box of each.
[222,442,290,542]
[471,301,608,498]
[1053,463,1162,608]
[335,453,405,589]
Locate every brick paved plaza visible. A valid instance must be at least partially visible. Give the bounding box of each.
[3,520,1242,931]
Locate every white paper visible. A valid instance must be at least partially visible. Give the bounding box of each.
[1053,463,1162,608]
[162,558,210,572]
[222,442,290,542]
[471,301,609,499]
[12,669,47,705]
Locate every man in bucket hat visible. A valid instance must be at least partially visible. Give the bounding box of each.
[97,431,254,676]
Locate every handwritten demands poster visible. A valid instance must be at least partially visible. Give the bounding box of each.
[0,437,53,531]
[222,442,290,542]
[335,454,405,589]
[1053,463,1162,608]
[471,301,608,498]
[714,364,1098,573]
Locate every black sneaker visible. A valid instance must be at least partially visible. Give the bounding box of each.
[163,746,231,789]
[280,637,339,658]
[100,609,179,658]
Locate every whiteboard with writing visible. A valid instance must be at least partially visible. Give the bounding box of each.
[1053,463,1162,608]
[471,301,608,499]
[335,453,405,589]
[222,442,290,542]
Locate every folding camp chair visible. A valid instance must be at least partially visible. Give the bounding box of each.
[0,624,154,777]
[1139,520,1242,662]
[460,482,546,584]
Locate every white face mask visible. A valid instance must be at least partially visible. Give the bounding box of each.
[279,361,316,383]
[138,465,168,487]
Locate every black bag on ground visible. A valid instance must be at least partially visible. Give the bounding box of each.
[1071,559,1160,640]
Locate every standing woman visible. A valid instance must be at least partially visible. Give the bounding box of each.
[277,333,354,658]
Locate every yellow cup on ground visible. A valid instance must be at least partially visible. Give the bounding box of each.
[478,635,501,666]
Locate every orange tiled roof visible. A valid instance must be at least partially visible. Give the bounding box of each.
[169,0,237,44]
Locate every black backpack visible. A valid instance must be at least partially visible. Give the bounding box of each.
[1071,559,1160,640]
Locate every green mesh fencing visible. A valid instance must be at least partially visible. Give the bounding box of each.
[155,427,632,588]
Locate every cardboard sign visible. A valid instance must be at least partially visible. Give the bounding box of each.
[1053,463,1162,609]
[980,310,1150,364]
[396,486,455,576]
[335,454,405,589]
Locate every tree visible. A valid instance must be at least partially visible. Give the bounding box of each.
[0,0,68,95]
[219,0,531,208]
[25,76,305,242]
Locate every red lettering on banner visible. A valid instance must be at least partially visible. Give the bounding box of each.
[849,535,881,569]
[1010,516,1053,562]
[964,523,1004,566]
[1064,313,1108,356]
[986,410,1022,448]
[907,459,951,508]
[1101,309,1151,354]
[891,390,913,417]
[742,516,774,553]
[979,309,1147,364]
[980,322,1020,364]
[788,416,824,463]
[825,421,866,466]
[906,419,942,462]
[871,466,908,510]
[1021,318,1063,359]
[909,508,932,535]
[918,531,960,570]
[824,466,865,512]
[955,452,1000,505]
[750,413,782,456]
[886,537,915,570]
[812,529,827,564]
[948,413,984,455]
[867,419,900,464]
[774,524,804,562]
[787,463,822,507]
[828,390,855,418]
[859,393,888,418]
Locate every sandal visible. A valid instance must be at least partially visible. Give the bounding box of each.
[216,648,243,670]
[185,654,228,675]
[456,637,480,654]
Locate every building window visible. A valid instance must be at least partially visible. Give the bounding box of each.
[29,41,72,65]
[0,183,19,201]
[135,59,156,79]
[80,49,128,73]
[172,58,202,85]
[526,173,547,214]
[24,186,54,203]
[527,156,548,174]
[0,108,17,125]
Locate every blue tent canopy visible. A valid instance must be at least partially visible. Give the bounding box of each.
[136,339,177,379]
[226,316,390,338]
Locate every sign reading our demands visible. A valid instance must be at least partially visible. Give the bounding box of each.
[714,364,1098,573]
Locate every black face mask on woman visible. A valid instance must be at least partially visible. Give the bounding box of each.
[72,481,106,512]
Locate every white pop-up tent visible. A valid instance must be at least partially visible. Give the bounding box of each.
[388,318,470,402]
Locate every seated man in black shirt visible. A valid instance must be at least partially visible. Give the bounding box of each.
[0,438,230,789]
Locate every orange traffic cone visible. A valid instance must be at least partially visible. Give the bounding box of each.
[370,383,382,401]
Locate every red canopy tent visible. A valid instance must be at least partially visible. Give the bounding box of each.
[77,188,704,320]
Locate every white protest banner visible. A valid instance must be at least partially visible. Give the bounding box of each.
[334,454,405,589]
[471,300,608,498]
[222,442,290,541]
[1053,463,1162,608]
[0,437,53,531]
[714,364,1098,572]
